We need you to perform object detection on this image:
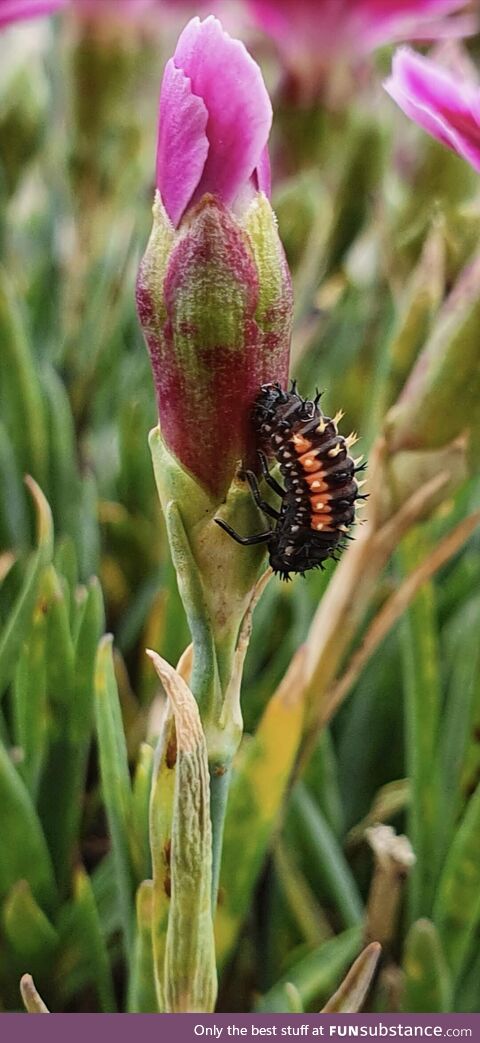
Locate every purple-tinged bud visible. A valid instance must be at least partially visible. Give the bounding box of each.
[137,16,292,500]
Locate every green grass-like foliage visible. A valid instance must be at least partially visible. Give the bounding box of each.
[0,12,479,1014]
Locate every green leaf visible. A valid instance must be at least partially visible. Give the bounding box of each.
[94,634,134,958]
[274,841,332,948]
[130,742,154,884]
[437,594,480,867]
[0,738,56,908]
[3,880,58,966]
[383,222,445,413]
[0,269,48,487]
[403,919,452,1013]
[128,880,158,1013]
[257,927,363,1013]
[36,565,78,890]
[41,364,81,544]
[12,602,48,799]
[304,729,344,838]
[216,648,307,969]
[0,420,28,548]
[286,783,363,930]
[433,780,480,982]
[43,577,103,886]
[91,853,122,941]
[385,250,480,461]
[57,868,116,1012]
[399,529,441,920]
[25,476,54,563]
[0,551,44,700]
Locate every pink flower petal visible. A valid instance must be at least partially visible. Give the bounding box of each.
[173,15,272,209]
[359,0,476,47]
[0,0,65,27]
[156,57,209,228]
[385,48,480,174]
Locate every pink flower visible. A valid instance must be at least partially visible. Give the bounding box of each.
[0,0,189,29]
[71,0,164,22]
[0,0,65,27]
[385,47,480,173]
[137,17,291,498]
[247,0,476,100]
[156,15,272,229]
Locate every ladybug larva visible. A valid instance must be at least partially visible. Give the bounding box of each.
[215,382,366,580]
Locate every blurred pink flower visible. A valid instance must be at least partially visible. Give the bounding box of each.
[385,47,480,172]
[72,0,163,21]
[0,0,192,29]
[247,0,476,99]
[0,0,65,27]
[156,14,272,228]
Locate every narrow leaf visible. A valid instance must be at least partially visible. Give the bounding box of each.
[73,869,117,1013]
[12,602,48,798]
[287,783,363,930]
[3,880,58,966]
[131,742,154,884]
[399,529,441,920]
[0,739,56,908]
[321,942,381,1013]
[403,919,452,1013]
[94,635,134,958]
[0,270,48,486]
[20,974,49,1013]
[216,648,307,969]
[433,780,480,981]
[0,550,43,700]
[149,708,176,1014]
[148,649,217,1014]
[128,880,158,1013]
[257,927,363,1013]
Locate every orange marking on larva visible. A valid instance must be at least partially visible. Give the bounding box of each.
[311,518,334,532]
[305,472,327,491]
[298,449,321,471]
[311,496,331,513]
[292,433,312,454]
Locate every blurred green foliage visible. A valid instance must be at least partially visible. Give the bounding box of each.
[0,7,479,1015]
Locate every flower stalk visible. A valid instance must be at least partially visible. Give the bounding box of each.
[138,15,293,919]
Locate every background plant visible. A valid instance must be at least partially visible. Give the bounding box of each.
[0,0,479,1015]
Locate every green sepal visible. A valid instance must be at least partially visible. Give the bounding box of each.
[149,425,264,765]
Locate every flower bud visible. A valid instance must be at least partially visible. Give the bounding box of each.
[137,16,292,499]
[385,250,480,462]
[137,17,292,789]
[138,191,291,498]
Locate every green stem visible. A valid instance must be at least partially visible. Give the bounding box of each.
[209,765,232,908]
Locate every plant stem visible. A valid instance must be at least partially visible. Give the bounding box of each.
[210,765,231,907]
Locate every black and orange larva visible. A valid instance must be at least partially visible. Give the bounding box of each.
[215,382,366,580]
